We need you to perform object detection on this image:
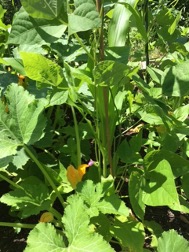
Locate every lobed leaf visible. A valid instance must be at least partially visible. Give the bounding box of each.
[157,229,189,252]
[0,176,51,218]
[62,194,115,251]
[25,223,65,252]
[0,84,46,158]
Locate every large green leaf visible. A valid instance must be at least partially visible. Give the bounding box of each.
[62,194,114,251]
[25,223,66,252]
[97,194,129,216]
[108,0,133,47]
[111,219,145,252]
[142,160,180,207]
[0,84,46,159]
[129,171,146,220]
[8,8,66,45]
[162,61,189,96]
[68,0,101,35]
[77,179,129,217]
[157,230,189,252]
[20,52,65,87]
[8,8,45,45]
[144,150,189,177]
[21,0,64,20]
[0,176,51,218]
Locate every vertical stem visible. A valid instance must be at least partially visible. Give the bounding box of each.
[144,0,150,83]
[96,0,113,177]
[71,106,81,167]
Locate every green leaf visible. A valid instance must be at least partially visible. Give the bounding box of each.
[62,195,89,243]
[108,0,133,47]
[8,8,66,45]
[68,0,101,35]
[173,104,189,122]
[0,176,51,218]
[147,67,163,85]
[8,8,45,45]
[162,61,189,96]
[125,2,147,42]
[168,12,181,35]
[111,219,145,252]
[105,47,130,64]
[48,90,68,107]
[12,147,29,169]
[0,84,46,159]
[21,0,64,20]
[0,57,25,75]
[25,223,66,252]
[129,171,145,220]
[20,52,65,87]
[142,160,179,207]
[62,194,114,251]
[144,150,189,177]
[93,60,129,87]
[97,194,129,216]
[77,180,129,217]
[182,173,189,199]
[157,230,189,252]
[0,5,6,19]
[77,180,104,207]
[117,139,141,163]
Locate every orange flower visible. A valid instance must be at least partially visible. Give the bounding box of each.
[67,164,89,189]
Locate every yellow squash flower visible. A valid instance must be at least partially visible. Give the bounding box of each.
[67,164,89,189]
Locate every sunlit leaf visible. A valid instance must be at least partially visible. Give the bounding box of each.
[0,84,46,159]
[111,219,145,252]
[62,194,115,251]
[21,0,64,20]
[157,230,189,252]
[68,0,101,35]
[0,176,51,218]
[20,52,65,87]
[8,8,66,45]
[142,160,180,207]
[25,223,65,252]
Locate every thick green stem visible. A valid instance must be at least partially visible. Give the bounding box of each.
[0,173,22,190]
[71,106,81,167]
[24,145,65,207]
[96,0,113,177]
[0,222,35,229]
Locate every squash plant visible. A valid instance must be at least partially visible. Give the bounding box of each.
[0,0,189,251]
